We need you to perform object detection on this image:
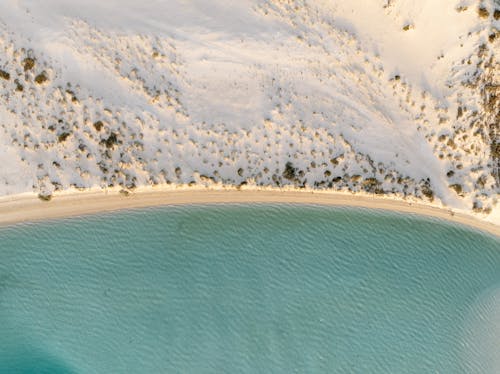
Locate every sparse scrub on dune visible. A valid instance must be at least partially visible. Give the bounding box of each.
[0,3,497,216]
[65,89,79,103]
[0,69,10,80]
[449,184,463,195]
[58,132,71,143]
[22,57,35,71]
[175,167,182,179]
[362,177,381,192]
[351,175,362,183]
[37,192,52,201]
[472,201,486,213]
[14,79,23,91]
[330,154,343,166]
[93,121,104,131]
[420,179,434,201]
[34,71,48,84]
[102,132,119,149]
[478,7,490,18]
[282,161,297,181]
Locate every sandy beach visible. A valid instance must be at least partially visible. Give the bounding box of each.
[0,187,498,237]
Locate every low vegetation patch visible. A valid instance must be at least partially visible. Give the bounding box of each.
[102,132,119,148]
[58,132,71,143]
[22,57,35,71]
[119,189,130,196]
[34,72,48,84]
[449,184,463,195]
[0,69,10,80]
[14,79,23,91]
[93,121,104,131]
[478,7,490,18]
[420,179,434,201]
[282,161,297,181]
[38,193,52,201]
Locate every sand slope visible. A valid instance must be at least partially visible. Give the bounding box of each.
[0,0,498,217]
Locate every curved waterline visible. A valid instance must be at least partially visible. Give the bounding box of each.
[0,189,498,236]
[0,204,499,373]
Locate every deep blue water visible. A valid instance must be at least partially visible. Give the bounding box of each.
[0,204,499,373]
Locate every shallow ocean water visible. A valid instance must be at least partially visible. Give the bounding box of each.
[0,204,499,373]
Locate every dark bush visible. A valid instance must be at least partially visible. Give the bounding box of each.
[0,69,10,80]
[58,132,70,142]
[34,72,48,84]
[38,193,52,201]
[102,132,118,148]
[282,161,297,181]
[23,57,35,71]
[421,179,434,201]
[14,79,23,91]
[449,184,463,195]
[93,121,104,131]
[478,7,489,18]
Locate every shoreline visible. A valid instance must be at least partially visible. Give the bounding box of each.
[0,187,498,237]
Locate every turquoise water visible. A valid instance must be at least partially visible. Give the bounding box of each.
[0,204,499,373]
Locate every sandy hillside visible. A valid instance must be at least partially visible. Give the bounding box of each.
[0,0,498,221]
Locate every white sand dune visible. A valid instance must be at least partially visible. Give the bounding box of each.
[0,1,498,220]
